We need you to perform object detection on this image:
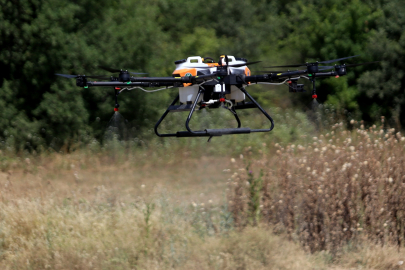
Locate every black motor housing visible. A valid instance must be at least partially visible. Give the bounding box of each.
[119,70,131,82]
[335,65,347,76]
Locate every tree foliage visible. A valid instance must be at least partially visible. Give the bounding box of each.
[0,0,403,150]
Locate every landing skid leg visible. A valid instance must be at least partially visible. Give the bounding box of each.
[154,94,180,137]
[237,86,275,133]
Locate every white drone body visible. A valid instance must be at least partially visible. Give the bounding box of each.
[172,56,250,104]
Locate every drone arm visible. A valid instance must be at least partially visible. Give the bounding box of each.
[313,71,337,77]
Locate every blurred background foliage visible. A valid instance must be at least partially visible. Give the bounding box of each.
[0,0,404,151]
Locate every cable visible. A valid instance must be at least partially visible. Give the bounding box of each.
[256,81,287,85]
[119,86,174,94]
[118,79,217,94]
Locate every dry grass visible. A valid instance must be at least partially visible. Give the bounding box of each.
[229,119,405,263]
[1,119,405,269]
[0,155,324,269]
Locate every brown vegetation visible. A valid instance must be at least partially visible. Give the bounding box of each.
[230,119,405,256]
[1,119,405,269]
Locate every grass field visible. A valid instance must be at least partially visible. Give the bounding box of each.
[1,117,405,269]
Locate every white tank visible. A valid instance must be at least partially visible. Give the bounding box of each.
[226,86,245,102]
[179,85,202,104]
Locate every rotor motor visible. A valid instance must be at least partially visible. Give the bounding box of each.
[119,70,131,82]
[334,65,347,76]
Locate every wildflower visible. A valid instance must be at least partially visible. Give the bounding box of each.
[231,158,236,163]
[192,202,197,207]
[240,154,244,159]
[388,177,393,183]
[306,167,311,171]
[335,149,340,154]
[363,161,368,165]
[349,146,355,152]
[200,203,205,207]
[279,200,283,204]
[322,147,327,151]
[314,148,319,152]
[208,200,212,204]
[141,184,145,189]
[350,119,355,124]
[313,137,318,140]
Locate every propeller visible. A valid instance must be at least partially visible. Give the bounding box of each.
[187,61,261,69]
[264,55,360,68]
[55,73,109,79]
[344,61,380,67]
[253,67,334,74]
[98,65,148,75]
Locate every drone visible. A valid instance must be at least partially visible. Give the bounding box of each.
[56,55,378,141]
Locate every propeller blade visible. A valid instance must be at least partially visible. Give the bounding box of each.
[130,72,148,75]
[264,64,305,68]
[187,61,261,69]
[55,73,109,79]
[228,61,262,67]
[98,65,147,75]
[255,67,333,73]
[345,61,380,67]
[55,73,77,79]
[265,55,360,68]
[319,55,360,64]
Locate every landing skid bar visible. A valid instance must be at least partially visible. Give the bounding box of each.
[154,86,274,138]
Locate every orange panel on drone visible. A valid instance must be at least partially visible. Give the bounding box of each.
[172,68,197,87]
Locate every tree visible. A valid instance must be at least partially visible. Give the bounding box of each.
[358,0,405,127]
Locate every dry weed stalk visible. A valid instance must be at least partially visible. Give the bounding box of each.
[230,122,405,253]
